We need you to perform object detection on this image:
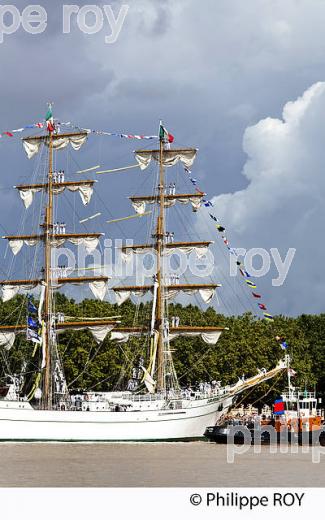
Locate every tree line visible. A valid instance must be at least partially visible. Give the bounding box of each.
[0,294,324,406]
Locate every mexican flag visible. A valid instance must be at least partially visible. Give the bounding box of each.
[46,105,55,133]
[159,124,174,143]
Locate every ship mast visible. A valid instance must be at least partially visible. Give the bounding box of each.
[112,130,222,393]
[0,109,124,405]
[156,123,166,392]
[43,121,54,409]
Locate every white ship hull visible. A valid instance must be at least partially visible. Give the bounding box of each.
[0,396,233,441]
[0,361,286,441]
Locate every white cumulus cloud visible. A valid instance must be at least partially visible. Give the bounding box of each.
[205,82,325,315]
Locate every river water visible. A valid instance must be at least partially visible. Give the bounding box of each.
[0,442,324,487]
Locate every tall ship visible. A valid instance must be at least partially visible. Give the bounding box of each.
[0,108,287,441]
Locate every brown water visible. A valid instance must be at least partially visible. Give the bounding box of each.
[0,442,324,487]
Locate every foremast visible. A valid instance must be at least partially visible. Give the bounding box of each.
[43,127,54,408]
[0,108,120,407]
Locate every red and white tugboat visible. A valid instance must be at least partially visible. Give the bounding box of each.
[205,356,325,445]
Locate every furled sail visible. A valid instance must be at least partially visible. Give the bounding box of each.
[114,289,148,306]
[18,188,42,209]
[7,238,39,256]
[88,280,108,301]
[53,277,110,302]
[163,245,210,258]
[16,181,94,209]
[5,233,102,256]
[135,148,197,171]
[110,330,144,343]
[168,329,223,345]
[151,281,159,334]
[109,327,223,346]
[23,133,88,159]
[53,183,94,206]
[0,322,118,350]
[121,242,212,263]
[56,322,117,344]
[141,365,156,394]
[51,236,101,254]
[1,282,41,302]
[0,332,16,350]
[113,284,221,306]
[0,277,109,302]
[167,287,217,304]
[130,194,204,215]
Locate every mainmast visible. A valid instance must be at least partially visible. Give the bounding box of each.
[155,123,166,392]
[112,126,222,394]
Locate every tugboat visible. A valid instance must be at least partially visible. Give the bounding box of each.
[205,356,325,445]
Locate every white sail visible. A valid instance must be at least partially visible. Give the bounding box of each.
[57,323,116,344]
[0,332,16,350]
[110,331,143,343]
[141,366,156,394]
[135,149,197,171]
[17,188,43,209]
[89,280,108,301]
[23,134,88,159]
[38,284,46,322]
[1,279,109,302]
[114,289,148,306]
[151,281,159,333]
[41,323,46,369]
[17,183,94,209]
[131,195,203,215]
[121,244,211,263]
[169,330,222,345]
[114,286,218,305]
[1,283,41,302]
[8,235,100,256]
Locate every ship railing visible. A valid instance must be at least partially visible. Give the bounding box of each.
[282,391,316,400]
[57,384,233,406]
[123,394,162,402]
[117,386,230,402]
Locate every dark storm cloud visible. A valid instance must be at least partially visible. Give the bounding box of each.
[1,0,325,313]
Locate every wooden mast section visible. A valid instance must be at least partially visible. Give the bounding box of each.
[155,128,165,392]
[35,125,90,408]
[43,129,53,409]
[125,138,209,392]
[22,131,88,142]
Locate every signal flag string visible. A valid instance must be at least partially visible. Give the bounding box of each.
[182,164,289,351]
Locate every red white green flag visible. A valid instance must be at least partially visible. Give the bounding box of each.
[46,105,55,133]
[159,124,174,143]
